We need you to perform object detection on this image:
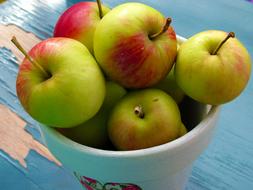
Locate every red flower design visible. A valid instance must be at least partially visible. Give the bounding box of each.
[74,172,142,190]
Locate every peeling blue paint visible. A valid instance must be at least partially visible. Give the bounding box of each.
[1,0,253,189]
[0,47,80,189]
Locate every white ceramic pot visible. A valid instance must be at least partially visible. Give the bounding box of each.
[39,36,220,190]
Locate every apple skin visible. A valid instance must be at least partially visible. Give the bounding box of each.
[175,30,251,105]
[154,66,185,104]
[16,37,106,128]
[58,81,126,149]
[54,2,110,54]
[179,123,187,137]
[108,89,182,150]
[93,2,177,89]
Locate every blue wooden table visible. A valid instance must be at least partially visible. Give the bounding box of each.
[0,0,253,189]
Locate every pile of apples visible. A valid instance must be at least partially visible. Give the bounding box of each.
[13,1,251,151]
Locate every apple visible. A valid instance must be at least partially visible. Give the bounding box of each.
[54,0,110,54]
[93,2,177,88]
[59,81,126,149]
[175,30,251,105]
[108,89,182,150]
[13,37,106,128]
[179,123,187,137]
[154,66,185,104]
[179,96,207,131]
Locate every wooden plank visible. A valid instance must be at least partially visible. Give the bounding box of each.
[0,1,81,189]
[0,23,41,63]
[0,23,61,168]
[0,0,253,189]
[0,104,61,167]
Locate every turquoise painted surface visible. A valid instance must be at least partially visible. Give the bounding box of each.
[0,0,253,189]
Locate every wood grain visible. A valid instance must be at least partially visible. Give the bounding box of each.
[0,23,41,63]
[0,23,61,168]
[0,1,81,189]
[1,0,253,189]
[0,104,61,167]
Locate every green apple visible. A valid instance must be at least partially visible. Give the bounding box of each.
[94,2,177,88]
[14,37,106,128]
[175,30,251,105]
[179,123,187,137]
[108,89,182,150]
[179,96,207,131]
[59,81,126,149]
[54,1,110,54]
[154,66,185,104]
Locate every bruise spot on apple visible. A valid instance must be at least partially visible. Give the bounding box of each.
[153,98,159,102]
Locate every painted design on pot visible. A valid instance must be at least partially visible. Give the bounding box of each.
[74,172,142,190]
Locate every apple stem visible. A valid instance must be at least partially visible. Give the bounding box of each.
[149,18,172,40]
[134,105,145,119]
[96,0,103,19]
[11,36,50,78]
[212,32,235,55]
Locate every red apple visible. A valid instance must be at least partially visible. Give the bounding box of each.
[93,3,177,88]
[58,81,126,149]
[154,66,185,104]
[179,123,188,137]
[14,37,106,128]
[54,1,110,54]
[175,30,251,105]
[108,89,182,150]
